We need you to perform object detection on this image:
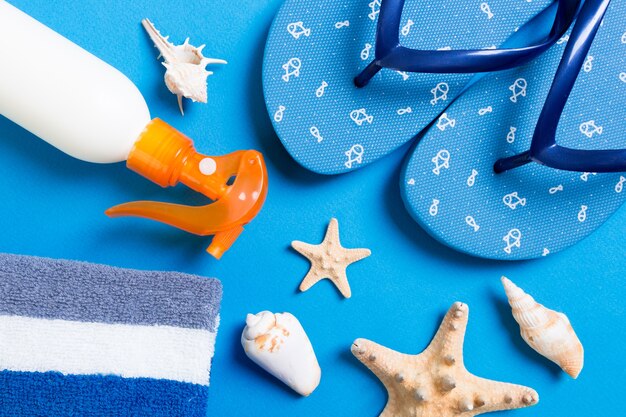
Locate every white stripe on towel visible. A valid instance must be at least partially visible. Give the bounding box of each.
[0,315,216,386]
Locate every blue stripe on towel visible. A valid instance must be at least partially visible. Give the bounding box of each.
[0,370,208,417]
[0,253,222,416]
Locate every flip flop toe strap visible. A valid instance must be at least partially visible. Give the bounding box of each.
[355,0,580,87]
[495,0,622,173]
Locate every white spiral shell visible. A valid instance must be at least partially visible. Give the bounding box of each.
[241,311,321,396]
[502,277,584,378]
[142,19,226,114]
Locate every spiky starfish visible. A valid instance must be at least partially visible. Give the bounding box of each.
[351,302,539,417]
[291,218,370,298]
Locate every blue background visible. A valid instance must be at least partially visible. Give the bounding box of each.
[0,1,624,416]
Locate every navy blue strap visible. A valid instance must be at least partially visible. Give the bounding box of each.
[355,0,580,87]
[495,0,619,173]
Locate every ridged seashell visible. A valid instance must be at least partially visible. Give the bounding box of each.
[502,277,584,378]
[142,19,226,115]
[241,311,321,396]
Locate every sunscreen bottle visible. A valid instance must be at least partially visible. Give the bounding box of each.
[0,1,268,258]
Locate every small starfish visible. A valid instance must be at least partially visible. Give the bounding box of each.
[351,302,539,417]
[291,218,370,298]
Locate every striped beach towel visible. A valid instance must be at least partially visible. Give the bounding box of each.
[0,253,222,417]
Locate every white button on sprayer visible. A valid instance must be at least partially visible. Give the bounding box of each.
[199,158,217,175]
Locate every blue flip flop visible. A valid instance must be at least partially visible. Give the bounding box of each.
[402,0,625,260]
[262,0,576,174]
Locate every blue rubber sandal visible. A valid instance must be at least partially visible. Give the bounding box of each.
[402,0,625,260]
[263,0,577,174]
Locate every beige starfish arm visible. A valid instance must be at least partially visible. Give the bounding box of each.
[330,270,352,298]
[299,270,324,292]
[325,218,341,243]
[351,338,412,388]
[424,302,469,366]
[344,247,372,263]
[291,240,320,258]
[462,374,539,414]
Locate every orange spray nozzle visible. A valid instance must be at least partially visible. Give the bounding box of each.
[105,118,268,259]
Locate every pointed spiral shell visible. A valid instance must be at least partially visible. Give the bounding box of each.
[502,277,584,378]
[142,19,226,114]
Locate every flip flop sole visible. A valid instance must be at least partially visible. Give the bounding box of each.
[263,0,552,174]
[402,2,626,260]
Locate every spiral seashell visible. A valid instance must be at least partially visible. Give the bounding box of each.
[502,277,584,378]
[241,311,321,396]
[142,19,227,115]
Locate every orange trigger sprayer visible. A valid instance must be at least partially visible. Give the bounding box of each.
[106,119,268,259]
[0,2,268,258]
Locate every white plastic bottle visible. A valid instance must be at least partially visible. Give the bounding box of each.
[0,0,150,163]
[0,1,267,258]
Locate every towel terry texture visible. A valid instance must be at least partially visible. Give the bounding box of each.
[0,253,223,417]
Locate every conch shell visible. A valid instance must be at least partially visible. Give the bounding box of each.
[142,19,226,115]
[502,277,584,378]
[241,311,321,396]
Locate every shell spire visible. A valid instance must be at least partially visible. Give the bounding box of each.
[142,18,227,115]
[501,277,584,378]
